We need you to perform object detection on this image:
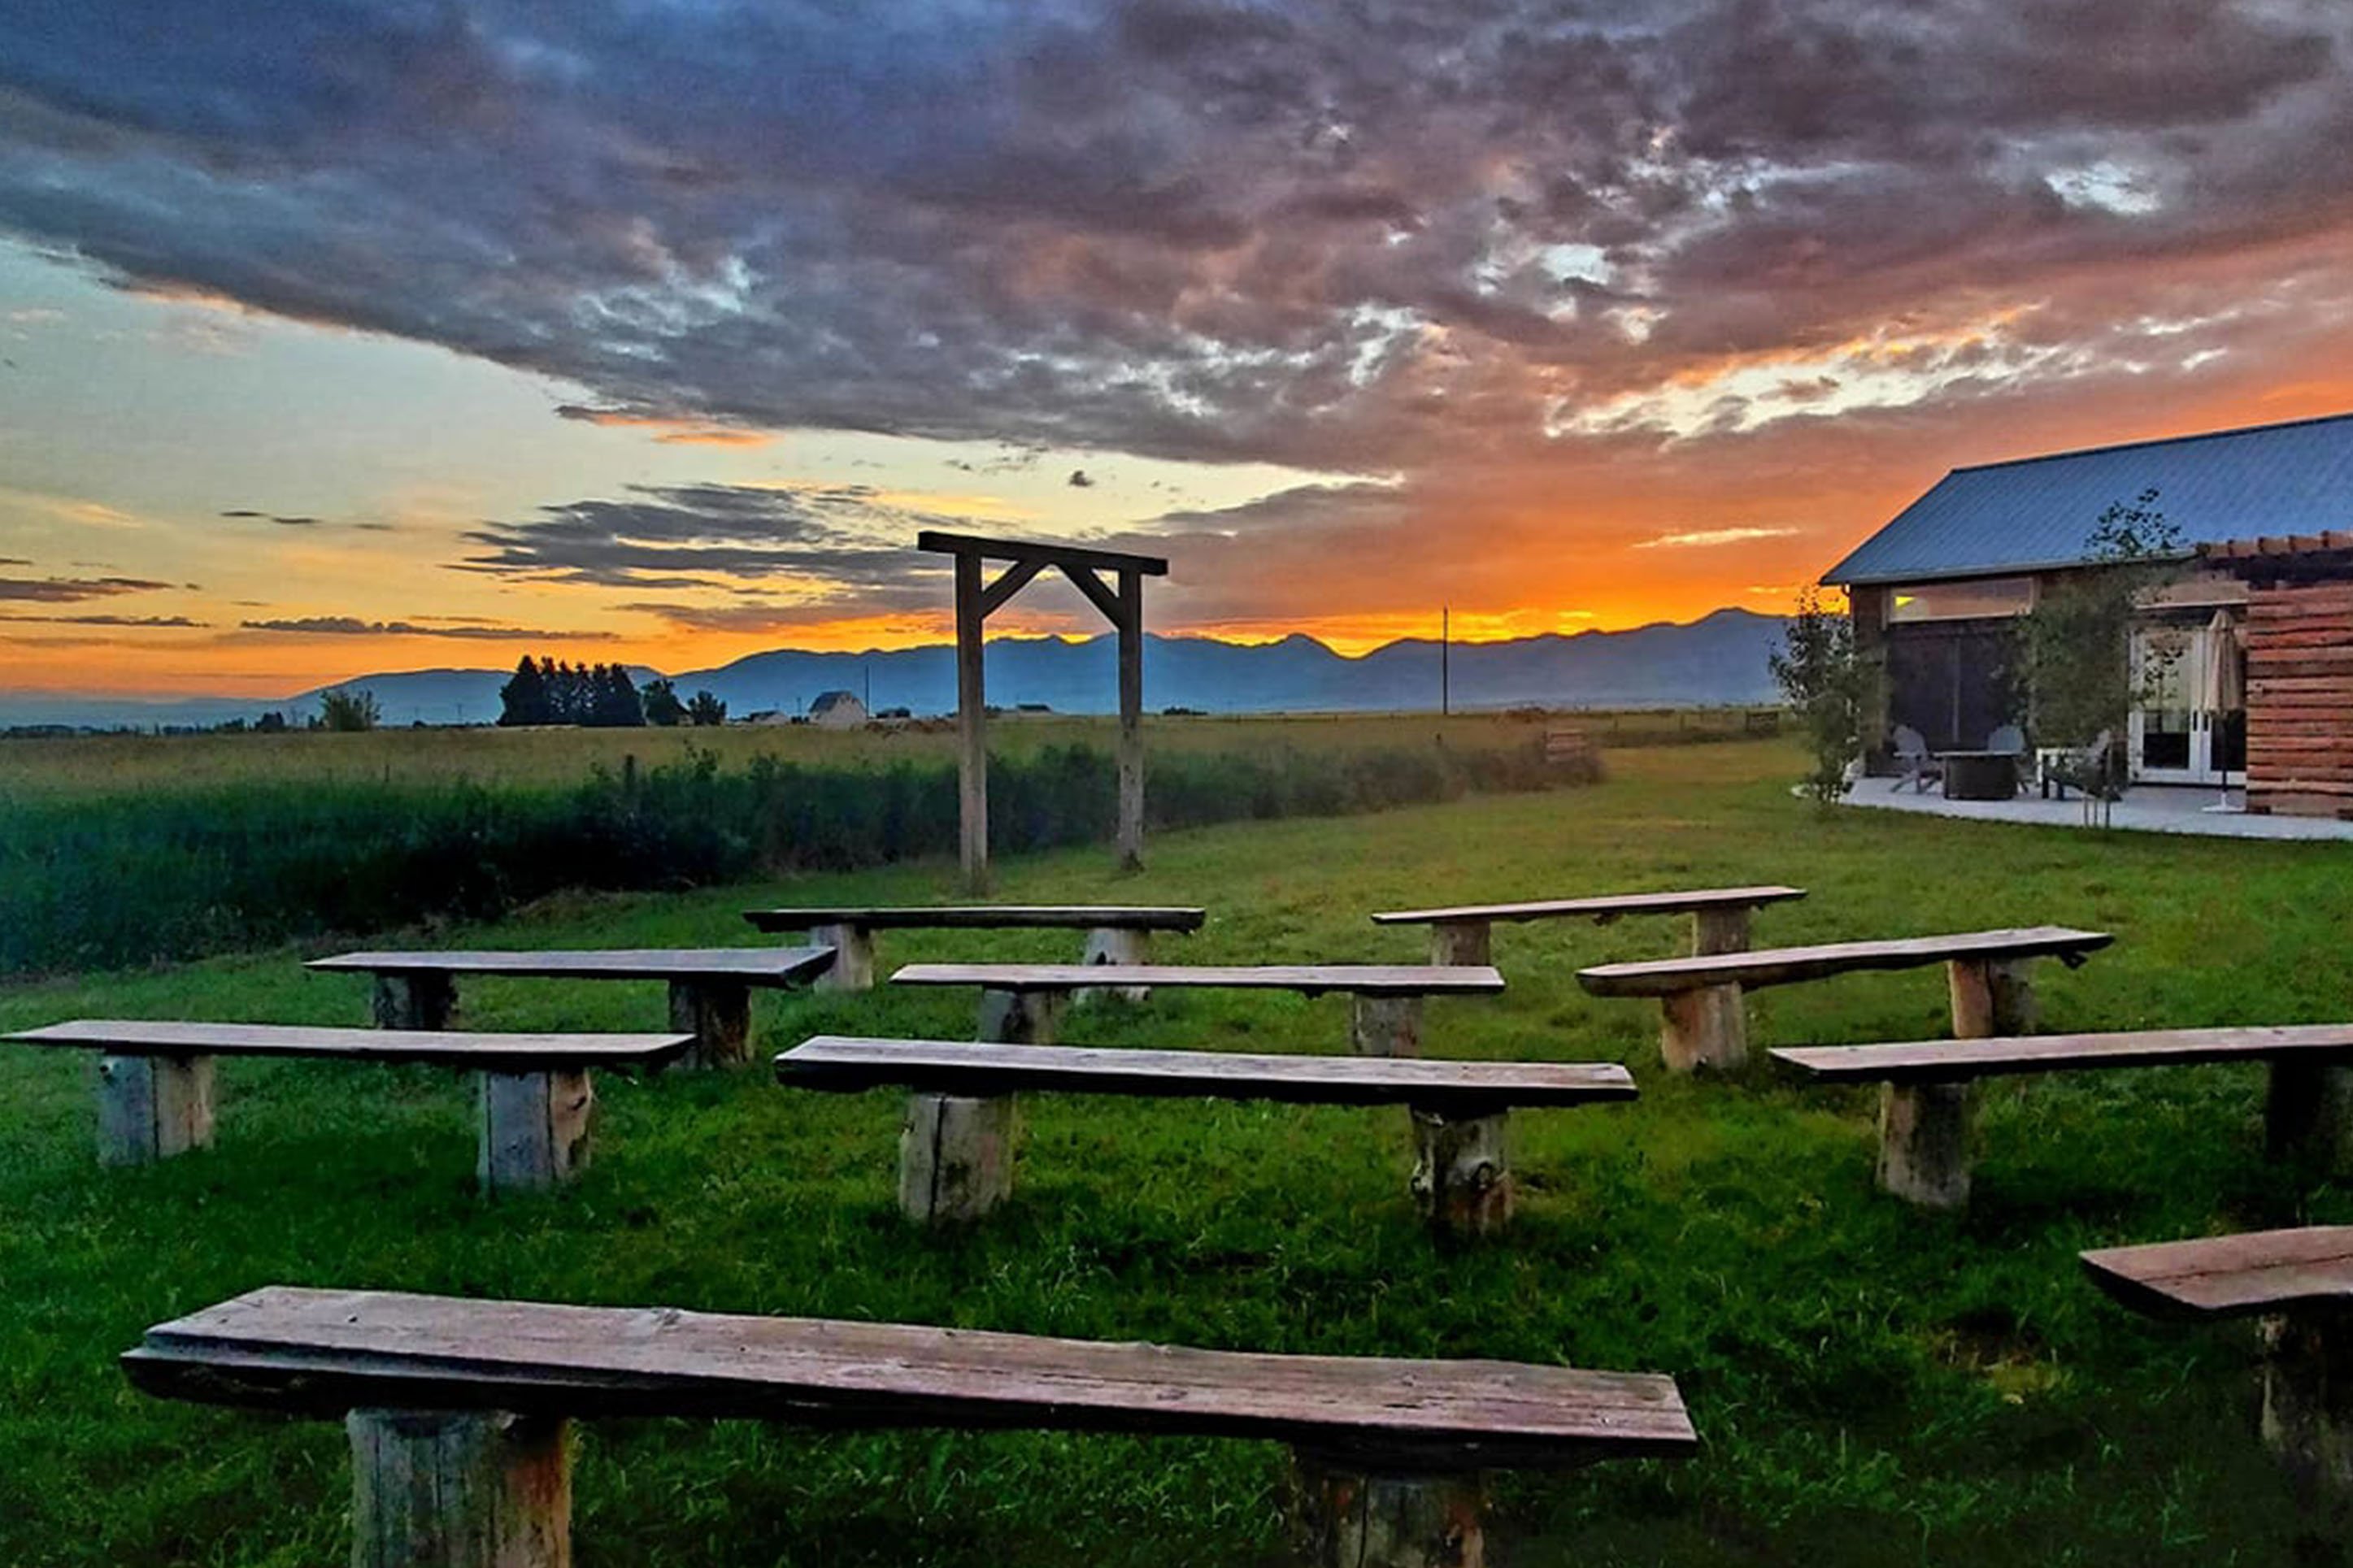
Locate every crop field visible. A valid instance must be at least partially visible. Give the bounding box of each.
[2,733,2348,1565]
[0,706,1767,797]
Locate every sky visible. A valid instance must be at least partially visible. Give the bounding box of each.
[4,0,2353,698]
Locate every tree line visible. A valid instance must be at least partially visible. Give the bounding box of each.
[498,658,726,728]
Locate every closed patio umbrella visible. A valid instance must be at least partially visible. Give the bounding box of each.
[2199,607,2244,811]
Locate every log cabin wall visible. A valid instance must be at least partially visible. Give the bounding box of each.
[2246,581,2353,818]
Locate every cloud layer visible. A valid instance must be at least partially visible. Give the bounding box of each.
[7,2,2353,643]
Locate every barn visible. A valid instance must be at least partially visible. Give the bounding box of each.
[1823,410,2353,814]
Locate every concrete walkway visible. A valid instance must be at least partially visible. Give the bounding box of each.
[1839,781,2353,841]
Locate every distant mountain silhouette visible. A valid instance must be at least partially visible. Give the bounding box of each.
[0,610,1790,729]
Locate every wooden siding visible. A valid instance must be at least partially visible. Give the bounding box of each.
[2246,582,2353,816]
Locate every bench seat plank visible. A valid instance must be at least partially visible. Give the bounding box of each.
[745,906,1206,932]
[779,1036,1634,1110]
[1375,886,1806,925]
[1775,1023,2353,1083]
[891,962,1505,997]
[1577,926,2112,997]
[2081,1227,2353,1321]
[125,1286,1694,1470]
[309,947,834,985]
[8,1019,694,1071]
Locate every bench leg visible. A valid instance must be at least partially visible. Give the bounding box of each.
[1691,906,1751,957]
[2261,1312,2353,1540]
[348,1409,571,1568]
[1659,985,1745,1073]
[1410,1108,1511,1239]
[1947,958,2035,1037]
[1427,920,1491,967]
[1076,925,1151,1004]
[1352,995,1424,1058]
[809,922,875,992]
[477,1070,594,1196]
[898,986,1056,1224]
[668,981,752,1070]
[1877,1082,1973,1210]
[95,1053,215,1166]
[2265,1061,2353,1174]
[898,1092,1017,1223]
[373,971,456,1031]
[1289,1451,1484,1568]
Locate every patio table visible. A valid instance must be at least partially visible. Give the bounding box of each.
[1936,750,2018,800]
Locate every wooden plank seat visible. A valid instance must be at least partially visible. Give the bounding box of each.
[779,1035,1637,1232]
[1773,1023,2353,1210]
[307,946,834,1069]
[1577,925,2113,1076]
[1373,884,1806,966]
[126,1284,1696,1568]
[741,904,1207,992]
[2083,1227,2353,1531]
[4,1020,692,1192]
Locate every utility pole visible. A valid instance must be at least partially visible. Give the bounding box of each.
[1441,605,1451,716]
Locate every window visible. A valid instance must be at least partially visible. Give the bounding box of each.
[1886,576,2034,623]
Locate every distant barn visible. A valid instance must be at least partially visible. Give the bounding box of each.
[808,690,868,730]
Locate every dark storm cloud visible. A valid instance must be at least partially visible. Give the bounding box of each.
[458,482,951,607]
[221,509,324,526]
[0,611,200,627]
[1,2,2344,473]
[0,574,174,602]
[240,616,613,640]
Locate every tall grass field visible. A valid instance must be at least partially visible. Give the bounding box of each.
[2,729,2346,1565]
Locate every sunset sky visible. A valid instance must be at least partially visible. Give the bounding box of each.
[5,2,2353,697]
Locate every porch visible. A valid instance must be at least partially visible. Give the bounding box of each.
[1838,781,2353,841]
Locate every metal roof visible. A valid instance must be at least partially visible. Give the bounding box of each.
[1823,411,2353,586]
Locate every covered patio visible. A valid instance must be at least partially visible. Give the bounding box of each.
[1838,780,2353,841]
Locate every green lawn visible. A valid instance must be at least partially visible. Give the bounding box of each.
[2,737,2346,1565]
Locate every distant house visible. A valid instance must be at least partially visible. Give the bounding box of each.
[808,690,868,729]
[1824,410,2353,814]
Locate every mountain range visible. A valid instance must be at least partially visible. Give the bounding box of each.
[0,608,1790,730]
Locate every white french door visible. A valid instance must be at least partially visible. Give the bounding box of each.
[2128,629,2241,785]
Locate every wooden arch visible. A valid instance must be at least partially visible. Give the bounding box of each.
[916,531,1168,888]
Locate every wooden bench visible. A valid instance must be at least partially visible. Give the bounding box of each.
[3,1020,691,1192]
[307,946,834,1068]
[1577,925,2113,1075]
[779,1035,1636,1232]
[125,1284,1697,1568]
[1373,884,1806,966]
[741,904,1207,991]
[2083,1227,2353,1529]
[1773,1022,2353,1210]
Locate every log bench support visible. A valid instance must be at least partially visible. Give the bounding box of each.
[2261,1311,2353,1537]
[1659,985,1745,1073]
[899,988,1063,1224]
[2265,1061,2353,1175]
[808,922,877,992]
[477,1069,596,1195]
[1290,1451,1486,1568]
[348,1409,572,1568]
[1410,1108,1511,1240]
[1426,920,1491,967]
[1351,996,1424,1058]
[95,1053,215,1166]
[1874,958,2035,1209]
[373,971,456,1031]
[667,980,752,1070]
[1077,925,1153,1004]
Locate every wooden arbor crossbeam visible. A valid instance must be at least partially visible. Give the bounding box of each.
[919,531,1169,888]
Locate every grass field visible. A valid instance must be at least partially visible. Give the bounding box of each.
[3,735,2348,1565]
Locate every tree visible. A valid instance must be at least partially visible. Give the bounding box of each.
[641,677,688,727]
[320,688,381,732]
[2011,488,2185,754]
[587,663,646,727]
[499,656,550,726]
[1770,589,1876,804]
[687,689,728,727]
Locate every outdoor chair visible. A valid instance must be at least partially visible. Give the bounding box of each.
[2039,730,2118,823]
[1986,723,2028,795]
[1890,725,1942,793]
